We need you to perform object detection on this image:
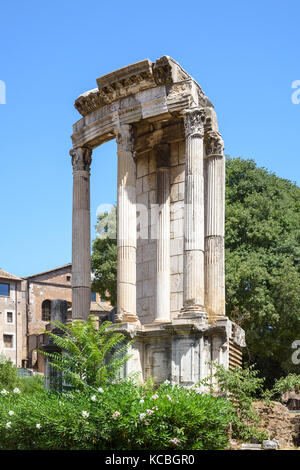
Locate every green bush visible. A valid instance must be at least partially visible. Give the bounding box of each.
[41,317,132,390]
[0,355,19,391]
[0,380,234,450]
[200,363,268,442]
[18,375,44,396]
[263,374,300,402]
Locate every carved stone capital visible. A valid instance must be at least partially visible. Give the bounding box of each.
[183,108,206,138]
[116,125,134,152]
[70,147,92,171]
[204,131,224,156]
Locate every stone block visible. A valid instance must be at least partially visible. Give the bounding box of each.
[171,164,185,184]
[142,242,156,262]
[170,237,183,257]
[149,150,156,173]
[262,439,279,450]
[171,274,183,293]
[178,141,185,163]
[170,256,178,275]
[170,219,184,238]
[178,182,184,200]
[170,142,179,167]
[136,178,143,195]
[148,260,156,278]
[137,298,149,318]
[143,173,156,192]
[149,189,156,205]
[137,192,148,208]
[136,281,143,299]
[177,254,183,273]
[137,154,149,178]
[142,262,149,280]
[171,292,183,311]
[241,443,262,450]
[170,183,179,202]
[143,278,155,298]
[170,201,184,221]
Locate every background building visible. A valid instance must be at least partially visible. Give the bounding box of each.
[0,269,27,367]
[0,263,113,372]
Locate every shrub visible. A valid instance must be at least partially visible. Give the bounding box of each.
[18,375,44,396]
[0,380,234,450]
[40,317,132,390]
[264,374,300,401]
[200,363,268,442]
[0,355,19,391]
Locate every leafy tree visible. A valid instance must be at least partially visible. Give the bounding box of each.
[91,206,117,305]
[225,157,300,384]
[40,316,131,389]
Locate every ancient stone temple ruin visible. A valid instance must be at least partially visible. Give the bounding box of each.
[70,56,245,385]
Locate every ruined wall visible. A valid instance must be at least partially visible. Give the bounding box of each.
[135,138,185,324]
[254,401,300,448]
[169,141,185,319]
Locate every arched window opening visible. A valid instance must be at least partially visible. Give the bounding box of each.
[42,300,51,322]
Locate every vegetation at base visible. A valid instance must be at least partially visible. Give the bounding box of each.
[0,354,44,394]
[2,318,300,449]
[40,316,132,389]
[0,379,234,450]
[201,363,268,442]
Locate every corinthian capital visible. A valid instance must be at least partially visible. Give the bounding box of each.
[116,124,134,152]
[183,108,206,138]
[204,131,224,157]
[70,147,92,171]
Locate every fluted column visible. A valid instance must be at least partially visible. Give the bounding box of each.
[204,131,225,319]
[116,125,138,323]
[156,166,171,322]
[181,109,207,320]
[70,146,92,320]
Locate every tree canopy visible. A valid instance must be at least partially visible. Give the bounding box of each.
[225,157,300,384]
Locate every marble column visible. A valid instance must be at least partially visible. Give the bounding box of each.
[156,165,171,322]
[116,125,138,323]
[204,131,225,319]
[181,109,207,319]
[70,146,92,321]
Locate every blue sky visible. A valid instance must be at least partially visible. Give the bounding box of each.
[0,0,299,277]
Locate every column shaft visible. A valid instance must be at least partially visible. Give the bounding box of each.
[182,109,207,319]
[116,125,138,323]
[70,147,92,321]
[156,167,170,322]
[204,131,225,318]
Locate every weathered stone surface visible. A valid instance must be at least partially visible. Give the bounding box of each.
[241,443,262,450]
[262,439,279,450]
[70,56,245,384]
[253,401,300,448]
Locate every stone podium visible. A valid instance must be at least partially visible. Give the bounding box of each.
[70,56,245,385]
